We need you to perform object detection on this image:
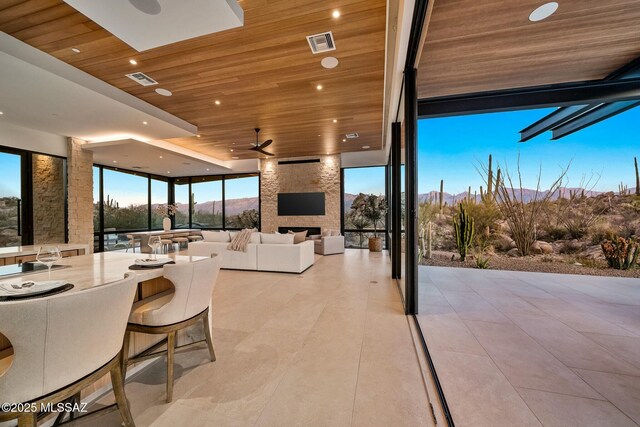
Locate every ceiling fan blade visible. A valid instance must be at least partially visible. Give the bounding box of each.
[248,145,260,151]
[260,139,273,149]
[256,148,274,156]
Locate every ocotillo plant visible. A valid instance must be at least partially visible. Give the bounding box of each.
[635,157,639,195]
[453,204,474,262]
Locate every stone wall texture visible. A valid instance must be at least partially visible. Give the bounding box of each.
[32,154,66,244]
[66,137,94,253]
[260,155,341,233]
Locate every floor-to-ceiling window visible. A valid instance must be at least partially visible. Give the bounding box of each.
[191,176,223,228]
[0,150,22,247]
[171,173,260,231]
[151,178,169,229]
[342,166,388,249]
[224,173,260,229]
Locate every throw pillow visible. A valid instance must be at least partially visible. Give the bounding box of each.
[202,230,230,242]
[321,229,332,237]
[287,230,308,244]
[261,233,295,245]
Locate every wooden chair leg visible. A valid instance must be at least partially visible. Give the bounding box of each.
[110,358,136,427]
[121,330,131,380]
[166,332,176,403]
[202,313,216,362]
[17,412,37,427]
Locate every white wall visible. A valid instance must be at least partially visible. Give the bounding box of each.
[0,121,67,157]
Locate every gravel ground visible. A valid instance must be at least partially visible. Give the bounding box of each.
[422,251,640,279]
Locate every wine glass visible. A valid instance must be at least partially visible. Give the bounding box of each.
[36,246,62,280]
[148,236,162,261]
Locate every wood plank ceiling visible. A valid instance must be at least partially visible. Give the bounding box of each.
[0,0,386,159]
[418,0,640,99]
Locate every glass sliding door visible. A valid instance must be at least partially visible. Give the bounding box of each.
[151,178,169,229]
[224,173,259,229]
[0,151,22,247]
[174,178,190,229]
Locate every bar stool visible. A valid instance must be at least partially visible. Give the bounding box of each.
[126,234,141,253]
[160,234,174,253]
[171,232,190,250]
[0,274,138,427]
[123,256,221,403]
[188,232,203,242]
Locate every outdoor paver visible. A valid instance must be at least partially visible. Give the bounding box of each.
[418,266,640,427]
[516,388,637,427]
[575,369,640,425]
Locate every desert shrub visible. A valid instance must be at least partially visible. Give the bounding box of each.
[475,254,490,269]
[571,256,601,269]
[601,236,639,270]
[461,200,501,249]
[542,225,567,241]
[590,225,617,245]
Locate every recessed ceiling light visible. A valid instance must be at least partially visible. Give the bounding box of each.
[113,160,117,163]
[142,121,148,125]
[71,48,81,53]
[159,155,163,159]
[155,88,172,96]
[0,111,3,115]
[332,119,337,123]
[230,149,234,152]
[196,134,201,138]
[316,84,323,90]
[317,134,321,137]
[529,2,558,22]
[167,171,171,174]
[232,156,239,160]
[129,59,138,65]
[342,139,346,142]
[362,145,370,149]
[215,100,221,105]
[332,10,340,18]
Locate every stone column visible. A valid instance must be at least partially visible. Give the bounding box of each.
[67,137,94,253]
[32,154,66,244]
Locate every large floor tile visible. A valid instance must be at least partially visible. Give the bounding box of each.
[517,387,637,427]
[430,350,541,427]
[417,312,487,356]
[465,320,602,399]
[575,369,640,425]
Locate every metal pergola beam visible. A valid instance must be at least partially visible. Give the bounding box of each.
[519,104,595,142]
[418,78,640,118]
[551,100,640,139]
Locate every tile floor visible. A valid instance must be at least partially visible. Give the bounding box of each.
[418,266,640,427]
[72,250,434,426]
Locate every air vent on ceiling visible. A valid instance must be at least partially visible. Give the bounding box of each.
[345,132,359,139]
[306,31,336,54]
[125,72,158,86]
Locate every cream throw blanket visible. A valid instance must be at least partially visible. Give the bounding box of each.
[227,228,254,252]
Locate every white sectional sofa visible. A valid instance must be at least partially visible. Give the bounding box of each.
[188,231,315,273]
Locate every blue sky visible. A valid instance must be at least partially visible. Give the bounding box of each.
[418,106,640,194]
[344,166,386,195]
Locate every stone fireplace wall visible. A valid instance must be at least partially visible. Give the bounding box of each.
[260,155,341,233]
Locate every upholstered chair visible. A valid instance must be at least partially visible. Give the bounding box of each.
[123,255,221,402]
[0,273,138,427]
[126,234,141,253]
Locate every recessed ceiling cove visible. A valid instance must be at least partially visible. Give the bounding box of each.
[63,0,244,52]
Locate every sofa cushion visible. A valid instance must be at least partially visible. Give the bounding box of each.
[202,230,230,242]
[287,230,308,244]
[250,232,261,244]
[261,232,294,245]
[322,229,332,237]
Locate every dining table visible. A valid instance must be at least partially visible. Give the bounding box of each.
[127,229,202,253]
[0,251,209,396]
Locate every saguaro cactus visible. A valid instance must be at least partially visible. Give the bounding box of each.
[635,157,639,195]
[453,205,474,262]
[439,179,444,213]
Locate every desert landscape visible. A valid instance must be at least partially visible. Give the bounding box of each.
[419,155,640,277]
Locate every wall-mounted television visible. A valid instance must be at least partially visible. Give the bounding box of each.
[277,192,325,216]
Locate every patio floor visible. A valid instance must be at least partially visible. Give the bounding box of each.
[418,266,640,427]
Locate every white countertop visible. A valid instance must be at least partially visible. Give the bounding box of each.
[0,252,207,295]
[128,229,202,236]
[0,243,90,259]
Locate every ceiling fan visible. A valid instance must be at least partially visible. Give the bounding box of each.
[247,128,274,156]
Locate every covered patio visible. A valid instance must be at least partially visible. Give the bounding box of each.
[418,266,640,426]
